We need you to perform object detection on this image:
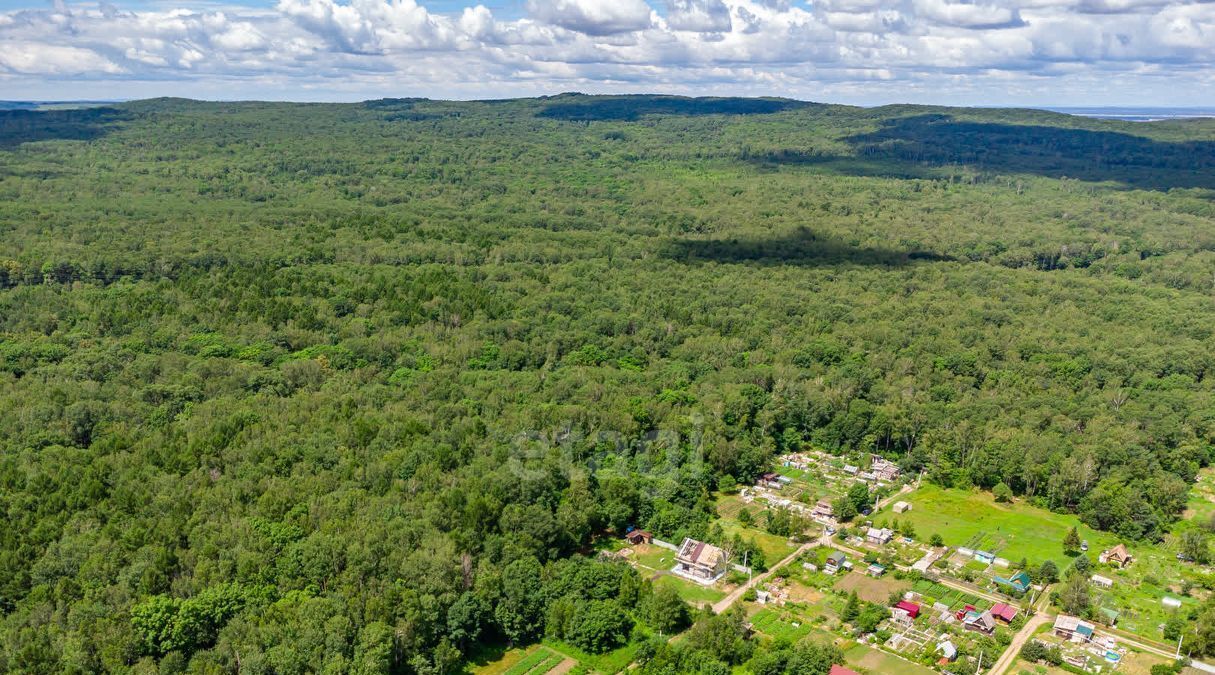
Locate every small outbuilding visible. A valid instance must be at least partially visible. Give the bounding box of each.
[893,501,912,513]
[626,529,653,545]
[1099,544,1133,567]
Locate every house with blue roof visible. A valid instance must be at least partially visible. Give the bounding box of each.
[994,570,1031,594]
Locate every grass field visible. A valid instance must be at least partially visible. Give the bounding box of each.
[833,570,909,604]
[896,484,1118,567]
[844,643,937,675]
[654,574,727,605]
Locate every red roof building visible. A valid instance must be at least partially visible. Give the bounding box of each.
[894,601,921,618]
[829,666,860,675]
[991,603,1019,623]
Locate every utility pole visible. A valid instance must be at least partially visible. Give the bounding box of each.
[744,550,751,582]
[1177,634,1184,659]
[975,649,983,674]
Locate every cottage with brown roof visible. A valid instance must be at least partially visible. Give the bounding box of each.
[1099,544,1132,567]
[674,537,728,582]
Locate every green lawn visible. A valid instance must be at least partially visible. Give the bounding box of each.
[632,545,674,571]
[654,574,727,605]
[895,484,1119,567]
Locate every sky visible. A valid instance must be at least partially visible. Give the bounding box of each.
[0,0,1213,104]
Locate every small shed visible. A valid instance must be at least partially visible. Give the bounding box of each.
[626,529,653,546]
[1090,574,1113,589]
[893,501,912,513]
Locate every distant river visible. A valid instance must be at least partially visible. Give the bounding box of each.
[1043,107,1215,122]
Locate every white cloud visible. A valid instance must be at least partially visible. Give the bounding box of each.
[664,0,733,32]
[525,0,654,34]
[0,0,1212,103]
[0,40,123,74]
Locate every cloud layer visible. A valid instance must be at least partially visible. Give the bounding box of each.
[1,0,1214,103]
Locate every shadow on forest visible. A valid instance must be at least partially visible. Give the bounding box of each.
[751,114,1215,192]
[662,226,953,267]
[537,95,810,121]
[0,107,130,149]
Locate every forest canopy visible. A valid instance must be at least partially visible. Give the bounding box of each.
[1,95,1215,672]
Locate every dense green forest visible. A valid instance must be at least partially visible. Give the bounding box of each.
[2,95,1215,672]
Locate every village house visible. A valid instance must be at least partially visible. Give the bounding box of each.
[625,529,653,546]
[758,472,783,489]
[962,609,996,635]
[824,551,847,575]
[811,498,835,522]
[936,640,957,663]
[865,527,894,546]
[990,602,1018,623]
[954,604,977,621]
[1054,615,1095,643]
[674,538,728,582]
[1099,544,1133,567]
[994,570,1032,594]
[870,455,901,482]
[867,563,886,577]
[892,600,921,621]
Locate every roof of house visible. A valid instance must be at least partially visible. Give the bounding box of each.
[676,538,725,568]
[1104,543,1131,561]
[866,527,892,539]
[1100,607,1120,622]
[1055,615,1094,634]
[965,610,996,631]
[828,666,860,675]
[937,640,957,658]
[895,600,920,616]
[990,603,1018,621]
[826,551,847,565]
[762,472,780,481]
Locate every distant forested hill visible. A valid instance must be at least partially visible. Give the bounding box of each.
[2,94,1215,671]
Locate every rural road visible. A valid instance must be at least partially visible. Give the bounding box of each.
[711,542,816,614]
[987,587,1051,675]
